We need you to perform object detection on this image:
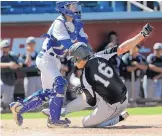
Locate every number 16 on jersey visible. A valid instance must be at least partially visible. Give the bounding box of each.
[94,63,114,87]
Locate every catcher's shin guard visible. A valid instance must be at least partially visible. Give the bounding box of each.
[17,89,51,114]
[49,76,68,123]
[9,89,52,126]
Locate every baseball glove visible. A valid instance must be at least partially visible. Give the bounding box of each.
[141,23,153,37]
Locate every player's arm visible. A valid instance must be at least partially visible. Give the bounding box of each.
[134,63,148,70]
[126,66,137,72]
[153,73,162,80]
[117,24,153,56]
[122,53,137,72]
[148,64,162,73]
[0,62,11,68]
[132,56,148,70]
[0,55,10,68]
[0,54,21,69]
[147,54,162,73]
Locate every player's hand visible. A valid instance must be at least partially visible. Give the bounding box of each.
[72,85,84,95]
[141,23,153,37]
[25,52,32,66]
[127,66,137,72]
[26,51,32,56]
[9,61,19,69]
[132,61,139,66]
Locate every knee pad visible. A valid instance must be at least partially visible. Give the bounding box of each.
[53,76,68,97]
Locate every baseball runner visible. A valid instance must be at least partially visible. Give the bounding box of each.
[9,1,90,128]
[42,24,153,127]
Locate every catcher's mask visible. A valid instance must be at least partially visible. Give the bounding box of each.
[56,1,82,19]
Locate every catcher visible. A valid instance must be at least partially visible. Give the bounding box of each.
[42,24,153,127]
[9,1,90,128]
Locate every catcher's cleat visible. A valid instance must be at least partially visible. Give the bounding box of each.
[9,102,23,126]
[119,111,129,122]
[42,108,50,117]
[47,118,71,128]
[65,118,71,124]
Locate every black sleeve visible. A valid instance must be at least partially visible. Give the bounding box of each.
[80,60,97,107]
[95,45,118,55]
[83,88,97,107]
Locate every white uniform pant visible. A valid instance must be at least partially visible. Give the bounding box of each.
[143,78,162,99]
[0,80,15,107]
[24,76,42,97]
[36,53,62,90]
[124,79,141,101]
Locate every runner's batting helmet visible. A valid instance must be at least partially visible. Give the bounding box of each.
[69,42,93,63]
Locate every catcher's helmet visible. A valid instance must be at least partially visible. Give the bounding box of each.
[69,42,93,63]
[56,1,81,19]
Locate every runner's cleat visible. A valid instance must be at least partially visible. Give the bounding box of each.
[119,111,129,122]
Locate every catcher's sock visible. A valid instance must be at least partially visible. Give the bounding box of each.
[19,89,51,114]
[119,111,129,121]
[119,115,124,121]
[49,95,63,123]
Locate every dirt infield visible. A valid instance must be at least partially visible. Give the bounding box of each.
[1,115,162,136]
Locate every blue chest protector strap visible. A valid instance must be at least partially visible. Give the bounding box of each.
[57,19,88,44]
[40,19,88,53]
[41,31,73,51]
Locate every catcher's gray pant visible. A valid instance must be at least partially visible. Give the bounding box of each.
[143,78,162,99]
[0,80,15,107]
[24,76,42,97]
[124,79,141,101]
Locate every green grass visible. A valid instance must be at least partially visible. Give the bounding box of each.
[126,106,162,115]
[1,106,162,120]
